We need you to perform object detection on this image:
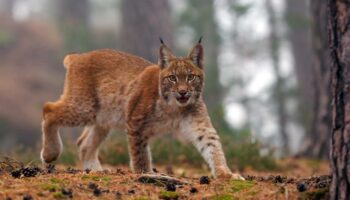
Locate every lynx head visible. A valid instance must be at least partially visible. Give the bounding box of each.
[158,38,204,107]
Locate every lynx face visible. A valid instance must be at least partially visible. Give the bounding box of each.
[160,59,204,106]
[158,41,204,107]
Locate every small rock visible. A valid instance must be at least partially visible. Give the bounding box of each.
[286,178,295,184]
[102,189,110,193]
[115,191,122,199]
[297,182,308,192]
[273,175,284,183]
[23,194,33,200]
[47,164,55,174]
[189,187,198,193]
[165,183,176,191]
[199,176,210,184]
[66,167,80,174]
[316,180,329,188]
[61,188,73,198]
[244,175,255,181]
[127,189,135,194]
[85,168,91,174]
[11,169,22,178]
[88,182,98,190]
[93,188,102,196]
[22,167,38,177]
[116,168,125,175]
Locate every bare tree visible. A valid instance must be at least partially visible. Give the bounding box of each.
[285,0,313,143]
[119,0,173,62]
[328,0,350,199]
[266,0,289,155]
[298,0,331,159]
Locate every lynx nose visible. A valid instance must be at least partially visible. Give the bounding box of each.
[179,90,188,97]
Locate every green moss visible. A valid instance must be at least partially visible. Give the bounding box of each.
[53,191,65,199]
[40,183,61,191]
[50,178,66,184]
[134,197,151,200]
[159,191,180,200]
[247,190,259,196]
[212,194,237,200]
[101,176,112,182]
[37,192,45,197]
[307,159,322,171]
[230,180,255,193]
[81,175,111,182]
[300,188,329,200]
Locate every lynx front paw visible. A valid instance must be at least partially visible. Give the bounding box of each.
[215,167,245,180]
[40,148,61,164]
[83,160,103,171]
[216,172,245,180]
[230,173,245,180]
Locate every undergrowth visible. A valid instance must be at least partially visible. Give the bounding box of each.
[3,129,278,171]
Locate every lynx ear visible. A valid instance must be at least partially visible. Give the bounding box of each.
[158,38,175,69]
[188,37,204,69]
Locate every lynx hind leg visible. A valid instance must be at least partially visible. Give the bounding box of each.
[41,101,94,164]
[76,127,89,147]
[78,125,110,171]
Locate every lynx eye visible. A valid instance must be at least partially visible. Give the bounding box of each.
[168,75,177,82]
[187,74,195,81]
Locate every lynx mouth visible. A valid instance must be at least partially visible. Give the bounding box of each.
[176,96,190,104]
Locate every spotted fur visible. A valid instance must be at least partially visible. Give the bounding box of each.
[40,44,243,180]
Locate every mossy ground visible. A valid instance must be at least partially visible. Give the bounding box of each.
[0,158,330,200]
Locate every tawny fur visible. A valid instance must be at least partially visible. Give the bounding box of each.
[40,45,243,180]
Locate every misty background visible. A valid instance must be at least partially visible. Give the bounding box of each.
[0,0,329,168]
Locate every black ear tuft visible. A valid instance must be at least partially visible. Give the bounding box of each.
[159,37,164,44]
[198,36,203,44]
[159,41,175,69]
[188,42,204,69]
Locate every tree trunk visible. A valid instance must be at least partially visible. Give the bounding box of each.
[119,0,173,63]
[297,0,331,159]
[285,0,314,131]
[329,0,350,199]
[266,0,289,155]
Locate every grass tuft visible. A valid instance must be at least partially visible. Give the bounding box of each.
[212,194,237,200]
[159,190,180,200]
[230,180,255,193]
[40,183,61,191]
[300,188,329,200]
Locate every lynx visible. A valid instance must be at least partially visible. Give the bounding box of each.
[40,38,243,179]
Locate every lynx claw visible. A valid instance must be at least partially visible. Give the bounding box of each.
[231,173,245,180]
[217,172,245,180]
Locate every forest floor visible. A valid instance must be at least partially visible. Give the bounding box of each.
[0,158,330,200]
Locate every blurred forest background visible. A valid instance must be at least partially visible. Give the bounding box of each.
[0,0,330,170]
